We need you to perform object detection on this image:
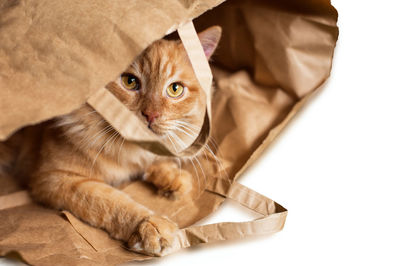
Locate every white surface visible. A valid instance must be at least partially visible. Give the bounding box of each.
[2,0,400,265]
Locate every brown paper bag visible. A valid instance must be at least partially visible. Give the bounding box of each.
[0,0,338,265]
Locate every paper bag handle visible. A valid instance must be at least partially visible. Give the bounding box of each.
[0,178,287,256]
[170,178,287,253]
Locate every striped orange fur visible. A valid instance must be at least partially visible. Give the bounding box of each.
[0,26,221,256]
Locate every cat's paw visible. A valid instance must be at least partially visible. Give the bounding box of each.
[144,162,192,199]
[128,215,180,256]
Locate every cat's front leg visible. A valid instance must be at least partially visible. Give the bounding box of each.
[144,161,193,199]
[29,172,179,256]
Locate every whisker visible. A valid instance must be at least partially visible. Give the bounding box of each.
[175,120,201,130]
[79,124,113,149]
[193,155,206,189]
[208,137,220,154]
[107,131,120,153]
[166,132,179,154]
[90,131,119,177]
[165,120,200,135]
[171,131,205,193]
[187,157,201,195]
[174,124,228,181]
[168,131,200,193]
[165,133,185,189]
[165,120,227,190]
[199,147,212,172]
[171,124,197,139]
[80,110,98,118]
[87,126,115,149]
[173,126,196,140]
[174,122,201,135]
[206,137,229,180]
[206,143,228,180]
[170,125,214,180]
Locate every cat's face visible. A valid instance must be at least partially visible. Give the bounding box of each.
[106,26,221,150]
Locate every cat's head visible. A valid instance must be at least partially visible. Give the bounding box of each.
[106,26,221,150]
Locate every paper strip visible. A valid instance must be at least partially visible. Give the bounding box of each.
[0,190,32,211]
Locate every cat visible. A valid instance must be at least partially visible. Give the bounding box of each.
[0,25,221,256]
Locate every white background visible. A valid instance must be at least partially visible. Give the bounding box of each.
[2,0,400,265]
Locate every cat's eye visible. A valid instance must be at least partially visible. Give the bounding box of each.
[166,83,184,98]
[121,73,140,91]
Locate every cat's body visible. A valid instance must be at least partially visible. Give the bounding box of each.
[0,26,221,256]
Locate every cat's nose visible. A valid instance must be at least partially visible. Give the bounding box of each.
[141,111,159,125]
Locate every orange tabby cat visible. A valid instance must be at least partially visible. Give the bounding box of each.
[1,26,221,256]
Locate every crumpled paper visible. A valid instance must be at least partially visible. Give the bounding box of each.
[0,0,338,265]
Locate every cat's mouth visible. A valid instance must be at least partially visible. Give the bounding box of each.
[147,122,166,136]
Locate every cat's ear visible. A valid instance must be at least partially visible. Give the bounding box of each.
[198,26,222,60]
